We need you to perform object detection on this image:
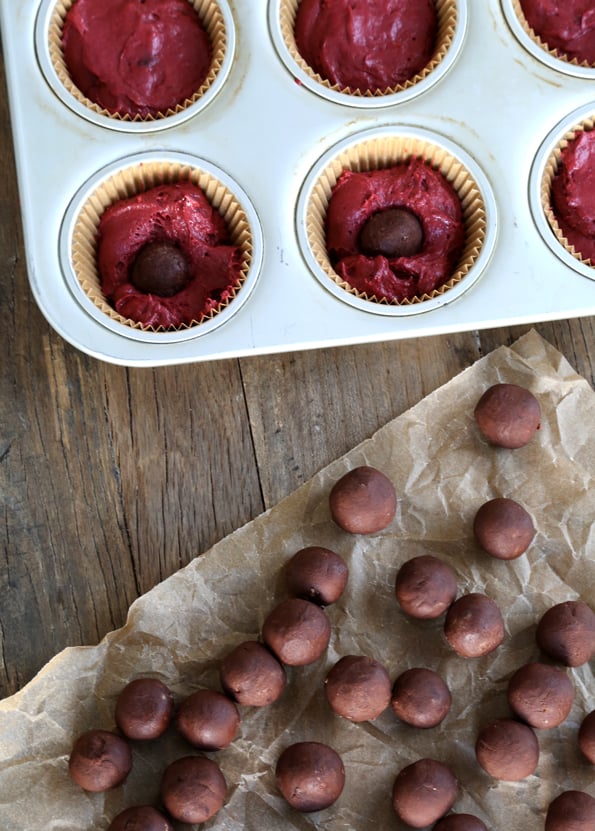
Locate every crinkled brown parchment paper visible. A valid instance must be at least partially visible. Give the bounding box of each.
[1,330,594,831]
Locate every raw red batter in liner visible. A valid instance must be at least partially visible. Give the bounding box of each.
[519,0,595,65]
[551,129,595,263]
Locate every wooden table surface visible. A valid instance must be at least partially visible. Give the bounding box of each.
[1,44,594,702]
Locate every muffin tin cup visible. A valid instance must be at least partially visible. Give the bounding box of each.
[34,0,236,133]
[296,126,498,316]
[58,151,264,343]
[501,0,595,79]
[529,102,595,282]
[268,0,468,109]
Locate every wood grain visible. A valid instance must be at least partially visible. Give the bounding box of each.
[1,44,594,699]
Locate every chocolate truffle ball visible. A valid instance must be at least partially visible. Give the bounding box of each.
[359,206,424,258]
[433,814,488,831]
[285,546,349,606]
[161,755,226,824]
[329,465,397,534]
[219,640,287,706]
[545,791,595,831]
[392,758,458,828]
[475,718,539,781]
[130,241,191,297]
[275,742,345,813]
[444,593,505,658]
[115,677,174,741]
[395,555,458,619]
[108,805,174,831]
[536,600,595,667]
[473,497,536,560]
[325,655,391,722]
[391,667,452,728]
[176,689,240,750]
[68,729,132,792]
[263,598,330,666]
[578,710,595,764]
[474,382,541,449]
[507,662,574,729]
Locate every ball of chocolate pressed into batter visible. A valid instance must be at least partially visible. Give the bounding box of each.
[578,710,595,764]
[68,729,132,792]
[475,718,539,780]
[395,555,458,619]
[391,667,452,728]
[433,814,488,831]
[263,598,330,666]
[285,546,349,606]
[219,640,287,706]
[325,655,391,722]
[474,383,541,448]
[107,805,174,831]
[130,240,191,297]
[176,689,240,750]
[275,742,345,813]
[536,600,595,667]
[444,593,505,658]
[161,755,226,824]
[507,662,574,729]
[473,497,536,560]
[545,790,595,831]
[115,677,174,741]
[329,465,397,534]
[392,758,458,828]
[359,206,424,258]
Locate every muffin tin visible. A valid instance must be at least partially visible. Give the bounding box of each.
[2,0,595,366]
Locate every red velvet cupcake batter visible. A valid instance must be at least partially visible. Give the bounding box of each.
[519,0,595,65]
[551,129,595,263]
[325,160,465,301]
[294,0,437,93]
[97,183,243,329]
[62,0,212,118]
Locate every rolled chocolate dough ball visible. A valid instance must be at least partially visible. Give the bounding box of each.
[390,667,452,728]
[115,677,174,741]
[275,742,345,812]
[474,382,541,448]
[433,814,488,831]
[444,593,505,658]
[473,497,535,560]
[329,465,397,534]
[475,718,539,781]
[130,241,191,297]
[161,755,226,824]
[507,662,573,729]
[578,710,595,764]
[536,600,595,667]
[108,805,174,831]
[392,758,458,828]
[263,598,330,666]
[219,640,286,706]
[285,546,348,606]
[359,206,424,258]
[545,790,595,831]
[176,689,240,750]
[395,555,457,619]
[325,655,391,722]
[68,729,132,792]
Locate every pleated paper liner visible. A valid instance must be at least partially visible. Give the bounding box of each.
[59,152,263,343]
[296,126,497,316]
[269,0,467,108]
[35,0,234,132]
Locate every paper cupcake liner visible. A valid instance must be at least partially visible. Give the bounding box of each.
[38,0,232,130]
[510,0,595,69]
[60,154,262,340]
[270,0,466,107]
[298,129,493,310]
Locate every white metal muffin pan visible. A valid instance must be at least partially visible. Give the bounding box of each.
[2,0,595,366]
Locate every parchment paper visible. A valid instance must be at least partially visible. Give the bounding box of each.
[1,330,594,831]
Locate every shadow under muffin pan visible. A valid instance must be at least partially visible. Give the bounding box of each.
[268,0,468,108]
[58,151,264,343]
[296,126,498,316]
[34,0,236,132]
[530,101,595,282]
